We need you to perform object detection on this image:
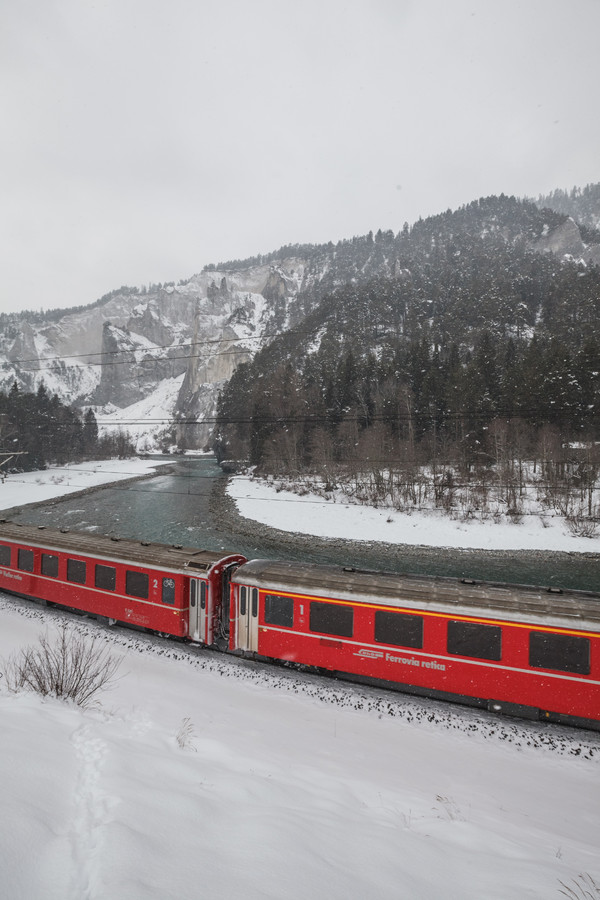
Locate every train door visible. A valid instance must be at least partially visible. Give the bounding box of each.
[237,585,259,652]
[189,578,208,643]
[219,564,237,640]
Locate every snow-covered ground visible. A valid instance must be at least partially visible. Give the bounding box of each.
[0,458,161,512]
[94,375,186,453]
[227,476,600,552]
[0,462,599,898]
[1,598,599,900]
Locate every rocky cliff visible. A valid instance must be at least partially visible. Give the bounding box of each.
[0,258,311,449]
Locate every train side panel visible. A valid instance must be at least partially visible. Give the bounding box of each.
[0,538,189,635]
[230,577,600,726]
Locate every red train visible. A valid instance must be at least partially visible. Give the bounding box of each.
[1,520,599,731]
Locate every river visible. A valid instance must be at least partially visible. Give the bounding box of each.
[10,457,600,592]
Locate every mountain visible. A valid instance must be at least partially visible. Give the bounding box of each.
[1,190,599,453]
[215,195,600,468]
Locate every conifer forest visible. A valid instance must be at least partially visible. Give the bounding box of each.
[215,196,600,535]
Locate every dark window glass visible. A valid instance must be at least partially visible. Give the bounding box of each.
[310,601,353,638]
[447,620,502,661]
[529,631,590,675]
[18,549,34,572]
[251,588,258,618]
[162,577,176,605]
[240,585,247,616]
[95,564,116,591]
[41,554,59,578]
[0,544,11,566]
[374,610,423,648]
[200,580,206,609]
[265,593,294,628]
[126,570,148,599]
[67,558,86,584]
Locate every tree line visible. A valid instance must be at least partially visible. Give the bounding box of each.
[0,382,133,471]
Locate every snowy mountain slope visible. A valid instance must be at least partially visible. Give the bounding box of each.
[1,191,600,451]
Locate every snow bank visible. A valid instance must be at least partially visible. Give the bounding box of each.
[0,458,160,512]
[227,476,600,552]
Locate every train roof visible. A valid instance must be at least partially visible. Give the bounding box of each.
[0,521,243,573]
[233,559,600,631]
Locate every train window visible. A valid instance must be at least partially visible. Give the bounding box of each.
[264,593,294,628]
[67,558,87,584]
[126,570,149,599]
[18,549,34,572]
[162,577,176,605]
[529,631,590,675]
[374,610,423,649]
[310,601,353,638]
[0,544,11,566]
[41,554,59,578]
[200,581,206,609]
[447,620,502,661]
[240,586,247,616]
[95,564,116,591]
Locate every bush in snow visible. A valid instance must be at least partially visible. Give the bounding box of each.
[558,873,600,899]
[175,716,197,751]
[1,625,122,708]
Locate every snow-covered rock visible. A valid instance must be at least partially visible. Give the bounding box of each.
[0,259,311,450]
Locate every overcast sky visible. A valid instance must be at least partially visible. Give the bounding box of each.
[1,0,599,315]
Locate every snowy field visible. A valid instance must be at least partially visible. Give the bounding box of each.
[0,462,599,899]
[1,598,599,900]
[227,475,600,552]
[0,459,161,512]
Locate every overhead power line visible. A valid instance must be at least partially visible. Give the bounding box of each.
[6,328,324,372]
[3,474,586,520]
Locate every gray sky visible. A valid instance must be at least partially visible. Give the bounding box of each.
[1,0,599,315]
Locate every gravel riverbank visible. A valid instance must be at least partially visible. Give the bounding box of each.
[209,473,600,591]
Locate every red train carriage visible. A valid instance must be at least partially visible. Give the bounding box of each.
[0,522,245,643]
[230,560,600,730]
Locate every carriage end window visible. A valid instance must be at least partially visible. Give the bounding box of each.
[162,577,176,605]
[0,544,11,566]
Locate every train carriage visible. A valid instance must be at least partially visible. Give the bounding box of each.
[0,521,245,643]
[230,560,600,730]
[1,518,599,731]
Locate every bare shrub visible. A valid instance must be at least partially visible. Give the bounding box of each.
[1,625,122,708]
[176,717,197,751]
[566,512,599,539]
[506,504,524,524]
[558,873,600,899]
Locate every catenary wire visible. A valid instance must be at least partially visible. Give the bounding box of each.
[3,474,584,519]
